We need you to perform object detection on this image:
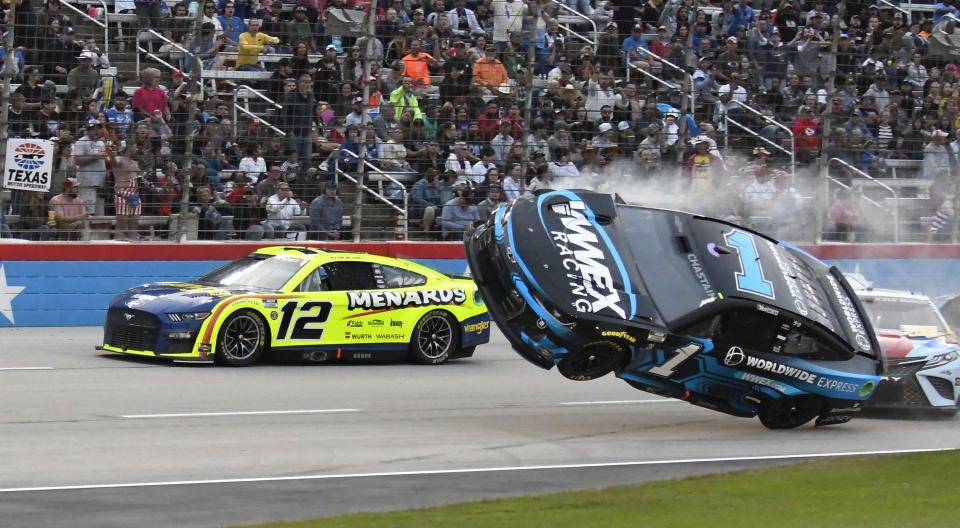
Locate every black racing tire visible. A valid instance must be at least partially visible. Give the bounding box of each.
[410,310,459,365]
[556,341,628,381]
[758,396,824,430]
[215,309,268,367]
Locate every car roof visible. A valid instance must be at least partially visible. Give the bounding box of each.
[249,246,445,277]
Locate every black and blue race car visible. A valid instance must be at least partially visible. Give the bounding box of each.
[465,189,884,429]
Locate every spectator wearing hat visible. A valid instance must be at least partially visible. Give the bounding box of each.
[73,120,110,215]
[308,182,344,240]
[42,26,82,82]
[288,6,316,54]
[67,51,100,98]
[237,18,280,71]
[105,93,135,142]
[622,23,652,77]
[49,178,90,241]
[684,136,725,193]
[925,129,952,180]
[650,26,672,58]
[474,44,511,97]
[863,74,892,111]
[390,75,423,121]
[400,38,441,97]
[793,106,820,163]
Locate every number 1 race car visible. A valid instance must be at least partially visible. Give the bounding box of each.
[465,189,883,429]
[852,285,960,416]
[99,247,490,366]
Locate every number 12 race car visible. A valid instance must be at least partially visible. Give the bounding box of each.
[466,189,883,429]
[99,247,489,366]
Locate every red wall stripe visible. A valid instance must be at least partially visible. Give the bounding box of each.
[0,243,955,261]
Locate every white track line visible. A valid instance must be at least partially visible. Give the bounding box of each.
[0,367,54,371]
[0,447,953,494]
[120,409,360,419]
[559,399,680,406]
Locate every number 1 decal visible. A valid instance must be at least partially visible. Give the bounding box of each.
[723,229,774,299]
[277,300,333,340]
[648,343,700,377]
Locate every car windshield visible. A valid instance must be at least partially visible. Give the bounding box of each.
[859,295,953,341]
[618,207,703,323]
[197,255,307,290]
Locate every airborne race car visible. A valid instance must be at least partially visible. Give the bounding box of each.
[466,189,884,429]
[98,247,489,366]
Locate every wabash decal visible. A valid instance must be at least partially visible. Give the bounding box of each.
[347,289,467,310]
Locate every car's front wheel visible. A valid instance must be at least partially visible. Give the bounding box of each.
[216,310,267,367]
[410,310,458,365]
[557,341,627,381]
[758,396,824,429]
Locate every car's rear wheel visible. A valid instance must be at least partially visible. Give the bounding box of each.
[758,396,824,429]
[410,310,458,365]
[557,341,627,381]
[216,310,267,367]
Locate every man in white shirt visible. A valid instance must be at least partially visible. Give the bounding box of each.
[263,183,307,238]
[716,73,748,131]
[470,146,498,186]
[446,142,474,185]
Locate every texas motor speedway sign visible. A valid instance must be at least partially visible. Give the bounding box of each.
[3,139,54,192]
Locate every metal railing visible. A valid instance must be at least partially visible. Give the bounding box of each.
[544,0,598,49]
[60,0,109,54]
[137,29,193,77]
[827,157,900,242]
[232,85,285,137]
[724,100,796,180]
[334,148,409,240]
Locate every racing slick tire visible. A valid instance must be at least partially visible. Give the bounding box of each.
[410,310,459,365]
[556,341,628,381]
[215,310,268,367]
[758,395,824,429]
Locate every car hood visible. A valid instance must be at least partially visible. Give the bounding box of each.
[877,331,959,360]
[110,282,267,314]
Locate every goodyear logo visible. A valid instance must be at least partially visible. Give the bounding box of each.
[601,330,637,343]
[464,320,490,334]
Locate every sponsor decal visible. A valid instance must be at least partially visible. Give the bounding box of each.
[815,377,861,394]
[648,331,667,343]
[262,299,278,309]
[270,311,278,320]
[198,342,211,354]
[825,275,872,351]
[375,333,404,340]
[723,346,817,383]
[767,241,808,316]
[124,312,135,321]
[756,303,779,316]
[125,294,157,308]
[881,375,903,382]
[230,299,259,307]
[346,320,363,328]
[344,332,372,339]
[352,352,372,359]
[464,320,490,334]
[601,330,637,343]
[347,289,467,310]
[390,319,403,327]
[736,371,790,393]
[549,199,627,319]
[687,253,716,299]
[368,319,384,327]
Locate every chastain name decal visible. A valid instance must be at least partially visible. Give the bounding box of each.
[347,289,466,310]
[687,253,716,299]
[550,200,626,319]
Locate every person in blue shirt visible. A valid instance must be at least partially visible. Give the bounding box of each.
[621,23,651,73]
[935,1,960,26]
[692,20,712,52]
[727,2,754,36]
[308,182,344,240]
[440,186,479,241]
[216,1,246,47]
[410,168,444,234]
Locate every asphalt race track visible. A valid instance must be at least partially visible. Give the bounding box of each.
[1,327,957,528]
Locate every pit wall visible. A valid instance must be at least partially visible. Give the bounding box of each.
[0,243,959,327]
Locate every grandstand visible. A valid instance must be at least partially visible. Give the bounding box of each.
[0,0,958,243]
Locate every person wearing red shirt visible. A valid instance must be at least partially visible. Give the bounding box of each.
[132,67,169,122]
[500,102,524,141]
[477,100,501,141]
[792,106,820,161]
[650,26,672,58]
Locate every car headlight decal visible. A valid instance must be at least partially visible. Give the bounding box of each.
[167,312,211,322]
[924,350,959,368]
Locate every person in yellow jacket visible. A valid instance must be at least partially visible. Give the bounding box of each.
[236,19,280,71]
[390,75,422,120]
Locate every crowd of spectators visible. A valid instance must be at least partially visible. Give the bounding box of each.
[4,0,960,242]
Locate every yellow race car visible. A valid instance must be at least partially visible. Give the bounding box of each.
[98,246,490,366]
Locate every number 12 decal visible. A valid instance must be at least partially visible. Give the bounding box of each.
[723,229,774,299]
[277,300,333,340]
[648,343,701,377]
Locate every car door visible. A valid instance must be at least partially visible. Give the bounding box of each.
[269,263,340,350]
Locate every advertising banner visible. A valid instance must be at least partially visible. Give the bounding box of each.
[3,138,55,192]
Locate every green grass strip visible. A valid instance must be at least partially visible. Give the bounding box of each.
[234,450,960,528]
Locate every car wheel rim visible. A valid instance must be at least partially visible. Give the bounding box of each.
[418,315,453,360]
[223,314,261,360]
